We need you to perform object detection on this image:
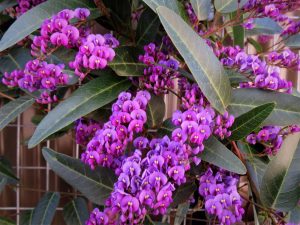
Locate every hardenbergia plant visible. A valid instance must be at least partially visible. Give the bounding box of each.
[0,0,300,224]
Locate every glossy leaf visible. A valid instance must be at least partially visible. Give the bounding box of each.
[174,202,189,225]
[200,136,247,174]
[63,198,89,225]
[28,75,131,148]
[0,157,18,183]
[190,0,211,21]
[0,48,32,73]
[109,47,145,76]
[214,0,248,13]
[0,0,96,51]
[288,205,300,225]
[146,94,165,128]
[0,177,6,193]
[246,18,282,36]
[229,102,275,140]
[248,38,263,52]
[136,7,160,46]
[228,89,300,126]
[285,34,300,49]
[226,69,248,85]
[170,182,196,207]
[230,12,244,48]
[31,192,60,225]
[238,143,269,193]
[157,6,231,113]
[0,217,15,225]
[0,96,35,131]
[260,133,300,211]
[42,148,116,205]
[142,0,181,14]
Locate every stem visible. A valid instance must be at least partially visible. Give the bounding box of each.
[0,92,15,101]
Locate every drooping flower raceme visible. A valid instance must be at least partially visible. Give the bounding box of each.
[69,33,119,79]
[199,167,244,225]
[81,91,151,170]
[75,118,102,147]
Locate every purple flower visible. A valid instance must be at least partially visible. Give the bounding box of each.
[74,8,90,20]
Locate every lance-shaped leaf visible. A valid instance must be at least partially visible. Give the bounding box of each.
[146,94,165,128]
[0,157,18,183]
[0,177,7,193]
[28,75,131,148]
[143,0,181,14]
[200,136,246,174]
[214,0,248,13]
[31,192,60,225]
[285,34,300,49]
[171,182,197,207]
[230,12,244,48]
[0,0,17,12]
[136,7,160,46]
[288,205,300,225]
[246,18,282,36]
[260,133,300,211]
[42,148,116,205]
[20,210,33,225]
[238,142,269,193]
[190,0,211,21]
[0,0,96,51]
[229,102,275,140]
[63,198,89,225]
[108,47,145,76]
[157,118,177,137]
[0,217,15,225]
[228,89,300,126]
[157,6,231,113]
[0,96,34,131]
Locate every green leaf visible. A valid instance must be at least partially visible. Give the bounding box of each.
[174,202,189,225]
[226,69,248,85]
[31,192,60,225]
[200,136,247,174]
[0,0,17,13]
[157,118,177,137]
[142,0,181,14]
[288,205,300,224]
[238,142,269,192]
[146,94,165,128]
[0,157,18,183]
[157,6,231,113]
[260,133,300,211]
[247,38,263,52]
[0,0,96,51]
[230,12,244,48]
[0,217,15,225]
[28,75,130,148]
[0,177,7,193]
[171,182,196,207]
[20,210,33,225]
[63,197,89,225]
[229,103,275,140]
[285,34,300,49]
[136,7,160,46]
[0,48,32,73]
[214,0,248,13]
[228,89,300,126]
[0,96,35,131]
[108,47,145,76]
[246,18,282,36]
[190,0,211,21]
[42,147,116,205]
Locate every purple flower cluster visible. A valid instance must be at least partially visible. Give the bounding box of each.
[86,134,190,225]
[2,60,69,104]
[133,43,179,95]
[81,91,151,170]
[69,33,119,79]
[75,118,102,146]
[199,168,244,225]
[215,45,292,93]
[246,124,300,155]
[267,49,300,69]
[15,0,46,16]
[31,8,91,57]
